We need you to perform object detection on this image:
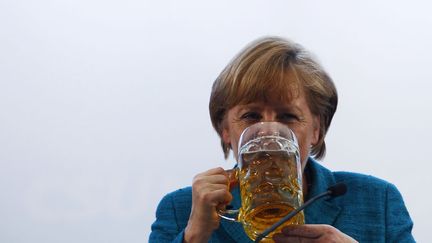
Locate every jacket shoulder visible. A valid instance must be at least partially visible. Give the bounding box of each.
[163,186,192,204]
[331,171,414,242]
[333,171,390,188]
[150,187,192,242]
[332,171,392,205]
[160,186,193,227]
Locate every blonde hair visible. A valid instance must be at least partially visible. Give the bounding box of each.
[209,36,338,160]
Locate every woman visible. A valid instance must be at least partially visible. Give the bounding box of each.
[150,37,414,242]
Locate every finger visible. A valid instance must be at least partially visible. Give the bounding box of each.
[200,188,232,206]
[279,225,357,242]
[193,175,229,190]
[281,225,324,238]
[201,174,230,184]
[203,167,227,175]
[194,169,230,185]
[196,183,228,193]
[273,233,296,243]
[216,192,234,211]
[273,235,310,243]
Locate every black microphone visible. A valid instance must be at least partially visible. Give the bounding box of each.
[254,183,347,243]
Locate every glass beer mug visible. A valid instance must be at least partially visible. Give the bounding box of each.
[220,122,304,242]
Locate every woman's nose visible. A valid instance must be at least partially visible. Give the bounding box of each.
[261,111,277,122]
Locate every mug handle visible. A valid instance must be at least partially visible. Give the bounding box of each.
[218,169,240,222]
[218,208,240,222]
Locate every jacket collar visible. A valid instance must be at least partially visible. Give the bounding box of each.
[220,158,342,241]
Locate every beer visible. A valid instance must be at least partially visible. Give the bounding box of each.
[238,149,304,241]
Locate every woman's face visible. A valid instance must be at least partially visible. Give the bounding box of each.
[221,90,320,171]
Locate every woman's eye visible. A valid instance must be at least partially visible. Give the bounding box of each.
[277,113,298,122]
[240,112,261,121]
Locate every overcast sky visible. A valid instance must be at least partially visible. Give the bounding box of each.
[0,0,431,242]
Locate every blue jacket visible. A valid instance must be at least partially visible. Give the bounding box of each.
[150,158,415,242]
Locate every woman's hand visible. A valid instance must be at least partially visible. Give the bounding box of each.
[184,167,233,243]
[273,225,358,243]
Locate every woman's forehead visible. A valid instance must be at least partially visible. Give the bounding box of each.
[231,69,307,103]
[232,95,307,113]
[235,85,305,106]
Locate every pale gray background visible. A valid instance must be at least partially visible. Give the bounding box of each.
[0,0,430,242]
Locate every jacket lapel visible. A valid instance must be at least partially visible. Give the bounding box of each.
[305,198,342,225]
[304,158,342,225]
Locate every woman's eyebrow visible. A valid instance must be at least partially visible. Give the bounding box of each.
[233,106,255,118]
[276,105,301,112]
[237,104,262,112]
[275,105,305,116]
